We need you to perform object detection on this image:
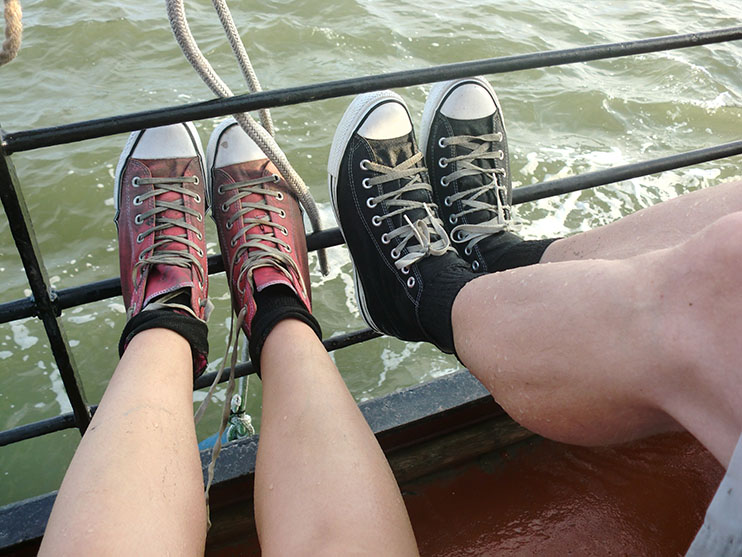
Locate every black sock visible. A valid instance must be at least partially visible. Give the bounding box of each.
[418,258,480,356]
[119,308,209,378]
[249,285,322,375]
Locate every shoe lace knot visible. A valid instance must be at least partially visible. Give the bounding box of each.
[365,151,454,271]
[220,174,308,300]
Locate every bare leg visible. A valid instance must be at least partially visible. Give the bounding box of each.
[542,180,742,261]
[255,319,419,557]
[454,211,742,467]
[39,329,206,556]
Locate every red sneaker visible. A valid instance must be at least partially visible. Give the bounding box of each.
[114,122,210,323]
[207,118,312,337]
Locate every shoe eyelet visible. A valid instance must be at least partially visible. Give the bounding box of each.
[138,253,145,261]
[449,214,458,224]
[272,174,281,183]
[279,209,287,219]
[194,194,202,203]
[401,266,410,275]
[230,237,237,247]
[136,233,144,244]
[438,137,448,148]
[498,150,505,160]
[366,198,377,209]
[438,157,448,168]
[197,214,203,222]
[371,215,382,227]
[217,185,225,195]
[360,159,370,170]
[362,178,372,189]
[464,246,472,256]
[407,277,416,288]
[193,176,200,185]
[133,196,143,206]
[444,196,452,207]
[381,233,390,244]
[454,230,464,242]
[197,232,203,241]
[132,177,141,187]
[282,227,288,236]
[472,261,480,271]
[390,248,400,260]
[286,245,292,253]
[134,214,144,224]
[222,203,230,212]
[196,248,204,257]
[276,191,284,201]
[441,176,449,187]
[226,221,233,230]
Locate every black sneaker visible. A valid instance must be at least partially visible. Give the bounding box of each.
[328,91,468,352]
[420,76,522,273]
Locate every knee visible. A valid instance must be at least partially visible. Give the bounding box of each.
[682,211,742,278]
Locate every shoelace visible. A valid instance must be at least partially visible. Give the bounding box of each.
[218,174,308,298]
[132,176,206,316]
[438,133,514,253]
[196,174,306,527]
[365,152,453,274]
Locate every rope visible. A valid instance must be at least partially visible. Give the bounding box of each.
[0,0,21,67]
[165,0,327,274]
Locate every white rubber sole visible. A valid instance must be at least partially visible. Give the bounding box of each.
[418,76,505,156]
[327,90,411,333]
[113,121,205,226]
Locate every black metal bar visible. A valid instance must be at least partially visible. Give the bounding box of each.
[194,327,381,389]
[3,26,741,153]
[0,139,739,325]
[513,139,742,205]
[0,142,91,434]
[4,328,382,444]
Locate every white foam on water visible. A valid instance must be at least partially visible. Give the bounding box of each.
[48,364,73,414]
[11,322,39,351]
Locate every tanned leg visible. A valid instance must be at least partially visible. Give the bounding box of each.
[255,319,419,557]
[39,329,206,556]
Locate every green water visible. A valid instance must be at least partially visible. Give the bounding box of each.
[0,0,740,507]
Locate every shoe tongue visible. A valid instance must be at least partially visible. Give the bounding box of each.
[366,133,416,167]
[366,133,434,226]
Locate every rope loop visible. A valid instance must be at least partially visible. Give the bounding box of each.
[0,0,22,67]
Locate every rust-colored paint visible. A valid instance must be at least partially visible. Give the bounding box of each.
[404,432,723,556]
[206,432,722,556]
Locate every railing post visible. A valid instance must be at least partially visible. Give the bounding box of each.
[0,129,91,435]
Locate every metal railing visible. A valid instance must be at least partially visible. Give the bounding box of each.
[1,26,741,449]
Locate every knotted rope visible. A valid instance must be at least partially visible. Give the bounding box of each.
[165,0,327,274]
[0,0,21,67]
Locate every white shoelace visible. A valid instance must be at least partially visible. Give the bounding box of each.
[438,133,515,253]
[364,152,454,273]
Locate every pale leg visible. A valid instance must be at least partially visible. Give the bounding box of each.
[255,319,419,557]
[453,211,742,468]
[39,329,206,556]
[542,180,742,261]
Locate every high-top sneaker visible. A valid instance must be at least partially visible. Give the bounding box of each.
[115,122,210,375]
[420,76,523,273]
[329,91,476,354]
[208,118,319,367]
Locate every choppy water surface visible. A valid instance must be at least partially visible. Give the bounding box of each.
[0,0,740,506]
